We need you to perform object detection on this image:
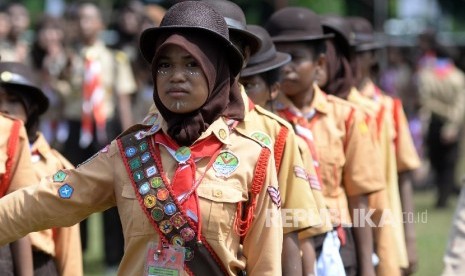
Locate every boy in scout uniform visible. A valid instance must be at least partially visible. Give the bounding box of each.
[265,7,385,276]
[0,2,283,275]
[349,17,422,275]
[55,2,137,266]
[0,62,82,276]
[319,16,404,276]
[238,24,333,274]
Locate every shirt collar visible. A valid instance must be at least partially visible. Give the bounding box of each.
[311,84,329,114]
[30,132,51,160]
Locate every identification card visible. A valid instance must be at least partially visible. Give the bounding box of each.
[145,242,185,276]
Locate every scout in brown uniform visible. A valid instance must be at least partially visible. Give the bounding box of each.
[0,62,83,276]
[265,7,385,276]
[239,24,332,274]
[349,17,422,275]
[319,16,404,276]
[0,2,283,275]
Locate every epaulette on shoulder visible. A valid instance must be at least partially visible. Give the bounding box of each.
[253,105,293,130]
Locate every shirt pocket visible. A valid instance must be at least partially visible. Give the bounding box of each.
[197,181,245,242]
[120,184,154,237]
[317,145,341,198]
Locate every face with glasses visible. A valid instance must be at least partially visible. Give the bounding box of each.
[155,44,209,114]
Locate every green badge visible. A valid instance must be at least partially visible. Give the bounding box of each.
[151,207,164,222]
[174,147,191,163]
[133,170,144,182]
[212,151,239,178]
[150,177,163,188]
[129,157,142,170]
[139,141,148,152]
[53,170,68,182]
[250,131,272,147]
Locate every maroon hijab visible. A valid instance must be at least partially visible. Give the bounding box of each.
[322,40,354,99]
[152,33,244,146]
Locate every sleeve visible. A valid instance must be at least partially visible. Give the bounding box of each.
[242,149,283,276]
[114,51,137,95]
[394,101,421,172]
[343,109,385,196]
[7,125,35,192]
[54,224,83,276]
[0,142,118,246]
[279,129,321,234]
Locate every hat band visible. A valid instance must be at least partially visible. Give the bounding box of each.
[248,45,277,66]
[225,17,246,30]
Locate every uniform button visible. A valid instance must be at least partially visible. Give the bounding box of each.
[213,189,223,198]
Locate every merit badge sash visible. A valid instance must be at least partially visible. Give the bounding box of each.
[118,131,228,276]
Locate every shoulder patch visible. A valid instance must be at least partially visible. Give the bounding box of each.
[249,131,273,148]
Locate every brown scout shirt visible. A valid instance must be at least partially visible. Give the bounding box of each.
[286,86,385,227]
[0,113,34,192]
[0,114,283,276]
[28,133,83,276]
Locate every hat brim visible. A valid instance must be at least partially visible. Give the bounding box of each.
[271,33,334,43]
[140,26,244,76]
[241,52,291,77]
[2,83,49,115]
[355,42,384,52]
[230,28,261,55]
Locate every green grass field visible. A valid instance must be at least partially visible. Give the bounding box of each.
[82,188,458,276]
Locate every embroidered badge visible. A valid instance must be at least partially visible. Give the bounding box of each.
[250,131,272,147]
[171,235,185,247]
[180,228,195,242]
[151,207,165,222]
[170,213,186,229]
[159,220,173,234]
[146,124,160,136]
[267,186,281,209]
[144,194,157,208]
[125,146,137,158]
[164,202,177,216]
[174,147,191,163]
[308,175,322,190]
[139,182,150,195]
[141,152,151,163]
[156,188,169,201]
[139,141,148,152]
[53,170,68,182]
[142,113,159,126]
[100,144,110,153]
[294,166,308,181]
[150,177,163,189]
[145,165,158,178]
[129,157,142,170]
[134,131,147,140]
[58,184,74,199]
[184,247,194,261]
[133,170,144,182]
[212,151,239,178]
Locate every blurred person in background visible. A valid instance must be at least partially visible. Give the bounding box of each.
[0,7,14,61]
[4,2,30,63]
[416,30,465,209]
[52,2,137,272]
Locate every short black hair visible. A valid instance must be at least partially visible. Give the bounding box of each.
[305,39,327,58]
[259,67,281,87]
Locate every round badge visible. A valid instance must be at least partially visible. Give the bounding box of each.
[156,188,169,201]
[164,202,177,216]
[174,147,191,163]
[151,207,164,222]
[184,247,194,261]
[141,152,151,163]
[180,227,195,242]
[218,129,227,140]
[150,177,163,189]
[143,194,156,208]
[159,220,173,234]
[138,182,150,195]
[125,146,137,157]
[171,235,185,247]
[170,213,186,229]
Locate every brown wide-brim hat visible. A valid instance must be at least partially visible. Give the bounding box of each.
[203,0,261,55]
[140,1,244,76]
[0,62,49,115]
[265,7,333,43]
[320,15,354,59]
[241,25,291,77]
[346,16,384,52]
